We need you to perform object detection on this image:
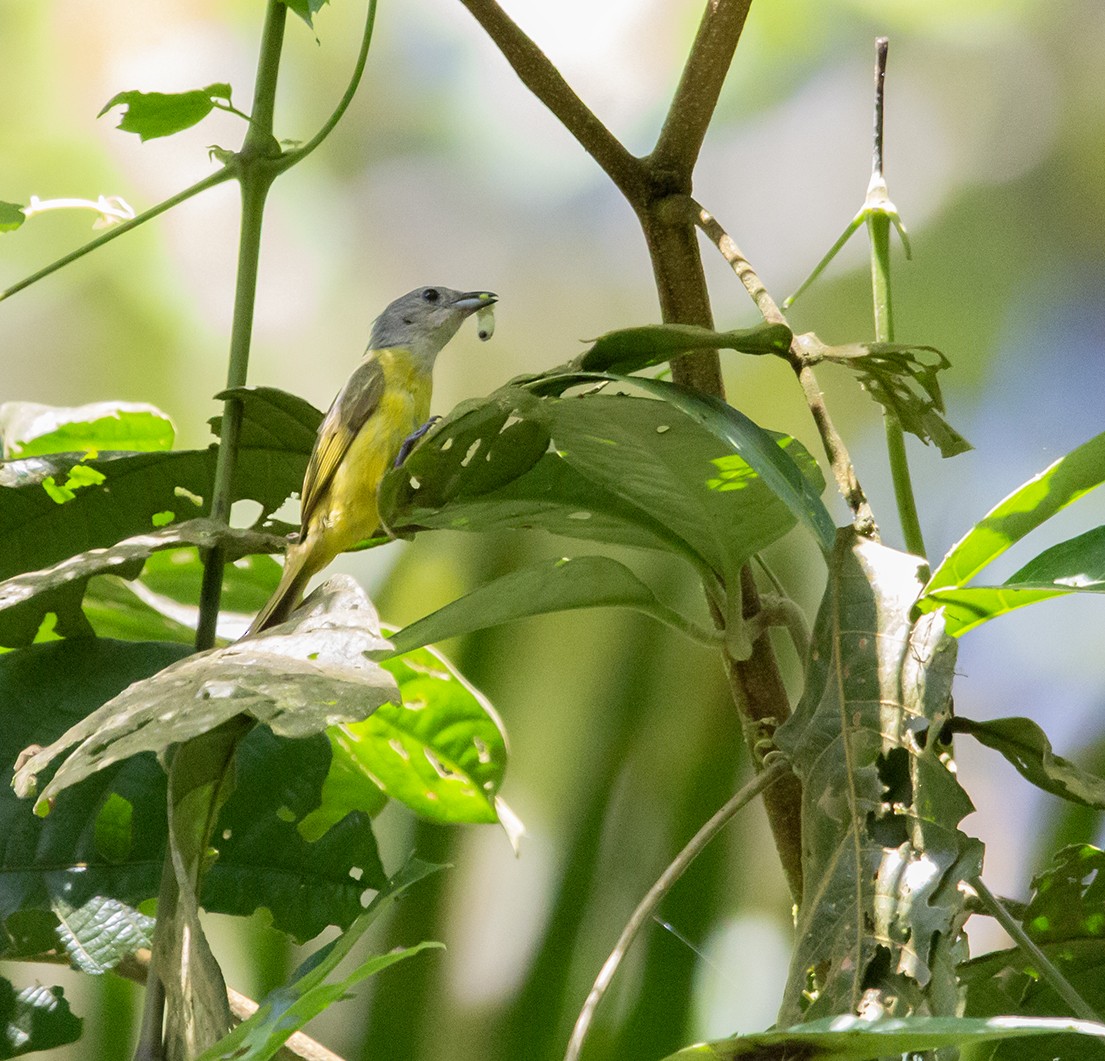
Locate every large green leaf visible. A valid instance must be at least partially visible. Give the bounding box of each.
[924,431,1105,593]
[577,321,793,374]
[196,859,442,1061]
[387,554,720,655]
[98,83,236,141]
[918,524,1105,636]
[660,1014,1105,1060]
[0,400,174,458]
[0,637,389,953]
[328,644,508,825]
[0,436,306,645]
[386,385,826,601]
[948,717,1105,809]
[0,640,190,957]
[775,530,981,1023]
[0,979,82,1058]
[12,578,397,812]
[201,727,386,942]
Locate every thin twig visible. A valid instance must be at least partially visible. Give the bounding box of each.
[687,197,877,536]
[971,876,1101,1023]
[564,760,792,1061]
[455,0,644,198]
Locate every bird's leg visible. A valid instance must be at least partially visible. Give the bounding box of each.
[395,416,441,466]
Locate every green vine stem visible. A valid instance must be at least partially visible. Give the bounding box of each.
[971,875,1100,1023]
[564,761,792,1061]
[867,38,926,562]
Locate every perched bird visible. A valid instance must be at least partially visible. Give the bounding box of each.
[247,285,497,635]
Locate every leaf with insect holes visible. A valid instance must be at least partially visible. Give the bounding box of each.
[98,83,237,141]
[801,335,971,457]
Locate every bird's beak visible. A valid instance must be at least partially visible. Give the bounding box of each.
[452,291,498,314]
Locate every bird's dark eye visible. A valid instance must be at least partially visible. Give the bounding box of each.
[421,288,440,303]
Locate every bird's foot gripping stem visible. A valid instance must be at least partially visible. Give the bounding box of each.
[395,416,441,467]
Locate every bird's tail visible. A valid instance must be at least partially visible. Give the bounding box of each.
[245,544,316,637]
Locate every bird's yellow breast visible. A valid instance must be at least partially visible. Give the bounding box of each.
[305,346,433,565]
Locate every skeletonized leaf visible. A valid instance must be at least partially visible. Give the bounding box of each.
[775,530,981,1023]
[12,577,397,811]
[949,717,1105,808]
[98,83,235,141]
[803,336,971,457]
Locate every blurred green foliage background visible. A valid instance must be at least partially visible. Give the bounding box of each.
[2,0,1105,1057]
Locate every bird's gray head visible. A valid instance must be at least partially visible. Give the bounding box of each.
[369,286,497,366]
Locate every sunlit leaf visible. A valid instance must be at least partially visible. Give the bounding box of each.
[0,202,25,234]
[52,896,154,974]
[335,644,508,824]
[98,83,235,141]
[0,400,174,459]
[925,431,1105,593]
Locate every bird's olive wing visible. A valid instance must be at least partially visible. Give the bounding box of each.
[298,355,386,531]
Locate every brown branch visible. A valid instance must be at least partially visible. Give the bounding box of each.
[651,0,755,177]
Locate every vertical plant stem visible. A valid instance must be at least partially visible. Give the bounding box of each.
[194,0,286,651]
[867,38,925,561]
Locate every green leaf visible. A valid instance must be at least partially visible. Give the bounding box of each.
[141,547,283,616]
[203,728,386,942]
[578,321,793,374]
[387,554,719,655]
[775,530,981,1022]
[12,578,398,811]
[0,428,307,645]
[0,640,190,957]
[0,979,82,1058]
[0,520,283,638]
[949,717,1105,809]
[335,644,508,824]
[660,1014,1105,1061]
[808,338,971,457]
[278,0,330,29]
[0,400,174,459]
[1025,845,1105,945]
[52,896,154,974]
[196,859,443,1061]
[98,83,235,141]
[924,431,1105,593]
[210,386,322,455]
[385,385,827,604]
[962,940,1105,1059]
[0,202,26,234]
[918,524,1105,636]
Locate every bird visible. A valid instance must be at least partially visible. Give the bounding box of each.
[246,285,497,635]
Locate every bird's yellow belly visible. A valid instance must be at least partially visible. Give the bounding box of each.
[308,372,430,563]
